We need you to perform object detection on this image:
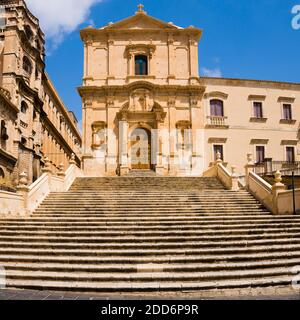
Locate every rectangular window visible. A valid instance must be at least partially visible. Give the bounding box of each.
[283,104,292,120]
[213,145,224,161]
[286,147,295,163]
[253,102,263,118]
[256,146,265,163]
[210,100,224,117]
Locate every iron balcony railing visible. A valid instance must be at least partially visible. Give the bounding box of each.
[253,160,300,176]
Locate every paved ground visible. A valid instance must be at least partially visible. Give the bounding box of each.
[0,286,299,300]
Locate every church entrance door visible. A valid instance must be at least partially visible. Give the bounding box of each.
[130,128,151,170]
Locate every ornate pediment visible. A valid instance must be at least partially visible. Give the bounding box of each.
[118,99,166,123]
[103,11,181,31]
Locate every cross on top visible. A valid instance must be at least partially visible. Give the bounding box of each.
[138,4,144,12]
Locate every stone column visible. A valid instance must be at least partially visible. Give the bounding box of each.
[42,157,53,174]
[17,172,29,216]
[167,36,176,84]
[271,171,286,214]
[189,39,199,80]
[231,165,239,191]
[155,124,165,176]
[69,153,76,165]
[57,163,66,178]
[245,153,255,187]
[119,120,129,176]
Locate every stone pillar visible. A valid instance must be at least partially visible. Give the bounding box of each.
[17,172,29,216]
[42,157,53,174]
[231,165,239,191]
[272,171,286,215]
[57,163,66,178]
[167,36,176,83]
[119,120,129,176]
[155,126,165,176]
[69,153,76,165]
[245,153,255,187]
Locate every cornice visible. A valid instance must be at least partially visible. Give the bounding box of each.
[201,77,300,90]
[78,81,206,97]
[80,28,202,42]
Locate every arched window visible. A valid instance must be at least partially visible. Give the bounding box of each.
[21,101,28,114]
[210,99,224,117]
[23,56,32,74]
[135,55,148,75]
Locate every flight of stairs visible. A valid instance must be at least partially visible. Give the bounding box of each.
[0,176,300,294]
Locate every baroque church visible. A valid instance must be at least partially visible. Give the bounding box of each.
[0,2,300,297]
[79,4,300,177]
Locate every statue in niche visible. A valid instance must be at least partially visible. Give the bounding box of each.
[130,89,154,112]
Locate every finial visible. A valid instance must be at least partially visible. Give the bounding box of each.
[138,4,144,12]
[274,170,283,184]
[215,151,223,164]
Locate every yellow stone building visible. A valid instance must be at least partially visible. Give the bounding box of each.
[79,5,300,177]
[0,0,81,188]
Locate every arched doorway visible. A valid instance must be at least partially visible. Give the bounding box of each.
[130,128,151,170]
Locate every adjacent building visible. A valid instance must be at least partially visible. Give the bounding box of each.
[79,5,300,177]
[0,0,81,188]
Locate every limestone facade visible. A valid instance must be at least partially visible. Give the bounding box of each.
[79,6,300,177]
[0,0,81,188]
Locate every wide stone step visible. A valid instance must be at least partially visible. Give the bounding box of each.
[2,217,298,226]
[0,231,299,243]
[1,214,280,222]
[2,222,293,232]
[1,227,298,237]
[0,243,300,256]
[2,257,300,273]
[38,204,265,208]
[3,275,293,292]
[3,267,295,283]
[1,250,300,264]
[32,210,269,215]
[0,237,300,250]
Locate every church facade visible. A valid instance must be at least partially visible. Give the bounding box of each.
[79,5,300,177]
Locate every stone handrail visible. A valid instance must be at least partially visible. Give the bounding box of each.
[248,171,273,212]
[0,161,83,216]
[217,163,233,190]
[245,153,299,215]
[27,173,50,213]
[277,189,300,215]
[0,191,24,216]
[203,155,239,191]
[64,163,83,190]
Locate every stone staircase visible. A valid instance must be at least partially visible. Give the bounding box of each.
[0,176,300,294]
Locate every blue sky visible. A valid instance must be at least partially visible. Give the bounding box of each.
[28,0,300,122]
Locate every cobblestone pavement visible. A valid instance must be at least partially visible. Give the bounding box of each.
[0,287,299,300]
